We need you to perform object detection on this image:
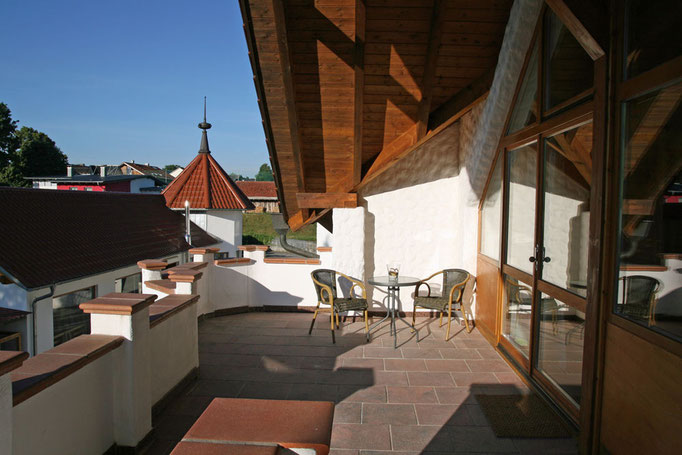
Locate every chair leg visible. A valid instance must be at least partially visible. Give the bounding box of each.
[330,309,336,344]
[336,310,340,329]
[364,310,370,342]
[309,303,320,335]
[445,306,452,341]
[461,305,472,333]
[411,307,416,332]
[439,311,443,327]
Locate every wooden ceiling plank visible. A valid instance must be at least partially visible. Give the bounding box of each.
[353,0,366,186]
[416,0,447,140]
[272,0,308,218]
[428,67,494,131]
[296,192,358,209]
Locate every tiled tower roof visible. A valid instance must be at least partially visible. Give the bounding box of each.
[162,103,254,210]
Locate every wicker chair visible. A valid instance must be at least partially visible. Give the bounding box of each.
[310,269,369,343]
[412,269,471,340]
[617,275,660,325]
[505,276,560,335]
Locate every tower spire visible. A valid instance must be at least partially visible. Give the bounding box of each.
[198,96,211,153]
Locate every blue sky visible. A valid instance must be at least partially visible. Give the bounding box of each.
[0,0,269,177]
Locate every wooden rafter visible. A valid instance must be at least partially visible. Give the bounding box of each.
[416,0,446,139]
[272,0,306,203]
[544,0,605,60]
[548,133,592,184]
[353,0,366,186]
[626,84,682,175]
[296,193,357,209]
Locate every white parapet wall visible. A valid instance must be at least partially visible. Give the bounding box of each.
[12,350,117,455]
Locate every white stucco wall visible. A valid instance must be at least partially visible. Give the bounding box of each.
[129,177,156,193]
[190,210,242,258]
[12,350,116,455]
[150,302,198,405]
[32,181,57,190]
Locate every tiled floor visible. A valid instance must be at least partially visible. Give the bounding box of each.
[147,312,578,454]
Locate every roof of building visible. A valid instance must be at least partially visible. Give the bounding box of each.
[27,174,154,184]
[122,162,173,181]
[69,164,123,176]
[235,181,278,199]
[162,110,254,210]
[0,187,216,290]
[0,307,30,323]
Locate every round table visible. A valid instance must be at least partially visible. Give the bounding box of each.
[368,275,421,348]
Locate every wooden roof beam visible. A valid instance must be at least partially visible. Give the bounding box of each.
[352,0,366,186]
[545,0,606,60]
[272,0,307,216]
[297,193,357,209]
[416,0,446,140]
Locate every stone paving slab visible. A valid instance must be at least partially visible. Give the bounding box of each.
[147,313,578,455]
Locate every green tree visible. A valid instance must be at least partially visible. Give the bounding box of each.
[255,163,274,181]
[0,109,68,187]
[0,103,19,168]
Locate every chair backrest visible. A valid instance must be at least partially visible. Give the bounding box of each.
[621,275,659,305]
[311,269,337,301]
[505,276,532,305]
[443,269,470,302]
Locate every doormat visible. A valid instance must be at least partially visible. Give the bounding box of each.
[474,394,572,438]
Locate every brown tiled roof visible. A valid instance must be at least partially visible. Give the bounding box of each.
[162,153,255,210]
[235,181,278,199]
[0,188,216,290]
[122,162,173,181]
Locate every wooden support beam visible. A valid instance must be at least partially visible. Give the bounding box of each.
[416,0,446,139]
[428,68,495,131]
[287,209,315,232]
[545,0,605,60]
[548,134,592,184]
[352,0,365,186]
[296,193,357,209]
[272,0,306,196]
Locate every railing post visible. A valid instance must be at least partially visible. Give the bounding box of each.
[189,247,218,315]
[137,260,167,294]
[168,270,203,295]
[0,351,28,454]
[80,293,156,449]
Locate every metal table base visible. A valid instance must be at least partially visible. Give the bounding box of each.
[368,284,419,348]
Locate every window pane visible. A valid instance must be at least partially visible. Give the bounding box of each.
[542,123,592,297]
[503,274,532,358]
[481,155,503,260]
[53,287,95,346]
[507,39,538,134]
[506,144,537,275]
[117,273,141,293]
[544,8,593,111]
[615,81,682,342]
[535,293,584,406]
[624,0,681,79]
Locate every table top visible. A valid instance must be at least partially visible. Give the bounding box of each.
[368,275,421,287]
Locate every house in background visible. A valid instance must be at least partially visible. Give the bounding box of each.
[170,166,184,178]
[0,187,216,355]
[28,164,162,193]
[120,161,173,184]
[236,180,280,212]
[162,113,254,257]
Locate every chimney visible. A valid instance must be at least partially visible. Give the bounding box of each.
[100,166,107,177]
[67,165,73,177]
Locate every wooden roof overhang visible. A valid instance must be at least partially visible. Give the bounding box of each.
[240,0,513,231]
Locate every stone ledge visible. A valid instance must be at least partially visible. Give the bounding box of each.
[11,334,123,406]
[264,258,321,265]
[145,279,176,295]
[79,293,157,315]
[214,258,252,266]
[167,262,208,274]
[149,294,200,328]
[0,351,28,377]
[168,269,203,283]
[238,245,269,252]
[188,247,220,255]
[137,260,167,271]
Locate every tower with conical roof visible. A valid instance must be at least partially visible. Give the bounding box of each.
[162,99,254,256]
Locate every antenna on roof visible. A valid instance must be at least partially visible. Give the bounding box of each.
[203,96,207,123]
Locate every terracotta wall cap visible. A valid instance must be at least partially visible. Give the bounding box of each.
[168,269,203,283]
[167,262,208,274]
[79,292,157,315]
[317,247,332,252]
[149,294,200,328]
[137,259,168,271]
[189,247,220,255]
[0,351,29,376]
[215,258,252,266]
[238,245,269,252]
[264,258,321,265]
